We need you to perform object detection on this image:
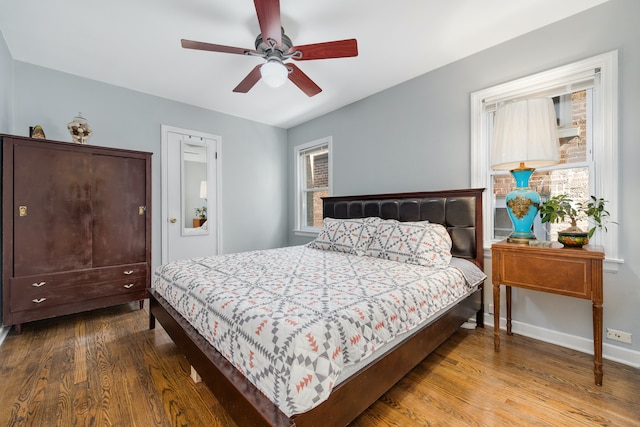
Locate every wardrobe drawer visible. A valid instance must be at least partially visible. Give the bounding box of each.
[10,263,148,289]
[10,276,148,312]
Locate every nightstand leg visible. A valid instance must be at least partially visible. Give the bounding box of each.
[506,286,512,335]
[493,284,500,351]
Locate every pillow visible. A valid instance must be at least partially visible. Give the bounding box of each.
[308,217,382,255]
[365,220,452,267]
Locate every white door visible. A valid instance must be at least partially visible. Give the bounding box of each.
[161,125,220,263]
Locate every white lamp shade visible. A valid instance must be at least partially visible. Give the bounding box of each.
[491,98,560,170]
[260,61,288,88]
[199,180,207,199]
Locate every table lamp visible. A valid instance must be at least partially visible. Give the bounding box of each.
[491,98,560,243]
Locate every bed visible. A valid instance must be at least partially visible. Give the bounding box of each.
[148,188,485,426]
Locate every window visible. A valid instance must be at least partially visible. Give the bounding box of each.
[471,51,621,271]
[294,137,332,235]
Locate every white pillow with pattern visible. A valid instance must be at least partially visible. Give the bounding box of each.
[365,220,452,267]
[308,217,382,255]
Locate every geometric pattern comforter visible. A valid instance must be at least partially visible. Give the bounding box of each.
[153,245,481,417]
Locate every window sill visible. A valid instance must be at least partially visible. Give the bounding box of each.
[294,229,320,238]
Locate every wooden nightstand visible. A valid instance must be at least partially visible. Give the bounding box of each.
[491,240,605,385]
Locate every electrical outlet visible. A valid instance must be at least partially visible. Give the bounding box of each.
[488,303,494,314]
[606,328,632,344]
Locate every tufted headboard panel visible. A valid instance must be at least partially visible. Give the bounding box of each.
[322,188,484,269]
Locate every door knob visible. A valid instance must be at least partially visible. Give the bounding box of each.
[169,218,177,223]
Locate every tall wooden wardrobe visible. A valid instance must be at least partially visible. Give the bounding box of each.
[1,135,152,333]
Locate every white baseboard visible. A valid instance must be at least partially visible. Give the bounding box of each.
[0,325,9,347]
[484,313,640,369]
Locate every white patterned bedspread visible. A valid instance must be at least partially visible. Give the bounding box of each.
[152,245,483,417]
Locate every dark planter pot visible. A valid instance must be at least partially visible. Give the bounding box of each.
[558,230,589,248]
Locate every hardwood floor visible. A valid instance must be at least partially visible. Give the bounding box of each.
[0,303,638,426]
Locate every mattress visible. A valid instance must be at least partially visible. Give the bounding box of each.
[152,245,484,417]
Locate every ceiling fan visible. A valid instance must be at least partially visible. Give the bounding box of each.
[181,0,358,97]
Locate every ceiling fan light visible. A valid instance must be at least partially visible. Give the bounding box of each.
[260,61,288,88]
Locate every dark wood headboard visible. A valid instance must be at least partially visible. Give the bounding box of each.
[322,188,484,270]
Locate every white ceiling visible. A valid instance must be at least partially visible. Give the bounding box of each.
[0,0,608,129]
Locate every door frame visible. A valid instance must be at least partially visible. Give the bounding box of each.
[161,125,222,263]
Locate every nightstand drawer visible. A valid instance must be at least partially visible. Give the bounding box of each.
[500,252,591,298]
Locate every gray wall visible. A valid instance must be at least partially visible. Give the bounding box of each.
[0,30,11,132]
[8,62,289,271]
[287,0,640,361]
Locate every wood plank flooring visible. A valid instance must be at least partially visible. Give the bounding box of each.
[0,302,638,426]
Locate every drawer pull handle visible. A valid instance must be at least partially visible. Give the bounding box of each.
[32,298,47,304]
[124,284,134,289]
[124,270,134,275]
[32,281,46,287]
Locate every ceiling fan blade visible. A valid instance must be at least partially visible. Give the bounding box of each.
[290,39,358,60]
[233,65,263,93]
[181,39,256,56]
[287,63,322,97]
[254,0,281,47]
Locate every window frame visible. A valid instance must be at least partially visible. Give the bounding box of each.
[470,50,621,271]
[293,136,333,236]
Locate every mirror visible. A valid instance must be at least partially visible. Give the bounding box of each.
[181,139,209,236]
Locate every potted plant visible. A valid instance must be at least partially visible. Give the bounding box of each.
[193,206,207,227]
[538,194,613,247]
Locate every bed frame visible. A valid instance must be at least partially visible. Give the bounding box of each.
[148,188,484,426]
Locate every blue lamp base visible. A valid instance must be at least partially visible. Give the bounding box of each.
[505,168,540,244]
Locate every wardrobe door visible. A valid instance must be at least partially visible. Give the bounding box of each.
[92,154,147,267]
[13,144,92,276]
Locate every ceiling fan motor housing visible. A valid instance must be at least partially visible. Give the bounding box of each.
[254,29,295,62]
